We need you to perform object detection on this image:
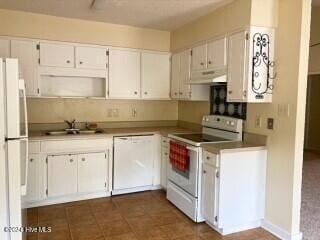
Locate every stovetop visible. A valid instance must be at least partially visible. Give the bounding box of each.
[170,133,230,144]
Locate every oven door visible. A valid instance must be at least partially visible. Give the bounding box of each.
[167,140,199,197]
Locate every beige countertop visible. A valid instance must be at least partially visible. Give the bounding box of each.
[29,126,196,141]
[202,141,267,154]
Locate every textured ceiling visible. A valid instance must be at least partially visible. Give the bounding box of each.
[0,0,233,31]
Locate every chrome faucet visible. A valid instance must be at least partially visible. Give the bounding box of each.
[65,119,76,130]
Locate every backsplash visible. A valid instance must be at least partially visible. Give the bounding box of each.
[210,85,247,120]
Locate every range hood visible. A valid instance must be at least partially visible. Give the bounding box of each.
[190,68,227,84]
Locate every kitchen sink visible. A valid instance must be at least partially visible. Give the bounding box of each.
[46,129,104,135]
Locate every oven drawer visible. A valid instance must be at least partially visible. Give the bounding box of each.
[167,181,197,221]
[203,150,219,167]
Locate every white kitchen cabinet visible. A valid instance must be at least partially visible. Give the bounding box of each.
[47,154,78,198]
[141,52,170,99]
[39,42,75,68]
[171,50,210,101]
[11,40,39,96]
[160,137,169,189]
[202,163,219,226]
[207,38,227,70]
[201,149,267,235]
[77,152,108,193]
[113,135,155,194]
[75,46,108,70]
[191,44,207,70]
[227,27,275,102]
[25,154,42,202]
[109,49,141,98]
[0,39,10,58]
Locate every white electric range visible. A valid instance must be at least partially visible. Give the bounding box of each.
[167,115,243,222]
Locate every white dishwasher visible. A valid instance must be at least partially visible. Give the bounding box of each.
[113,135,155,195]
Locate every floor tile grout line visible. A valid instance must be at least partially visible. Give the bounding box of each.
[91,203,108,240]
[65,206,75,240]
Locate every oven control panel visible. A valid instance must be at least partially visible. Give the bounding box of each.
[202,115,243,133]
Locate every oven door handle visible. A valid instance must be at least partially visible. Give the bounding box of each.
[186,146,198,152]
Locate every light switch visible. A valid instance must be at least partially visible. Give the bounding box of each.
[277,103,290,117]
[267,118,274,130]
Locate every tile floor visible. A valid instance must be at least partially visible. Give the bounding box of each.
[27,190,278,240]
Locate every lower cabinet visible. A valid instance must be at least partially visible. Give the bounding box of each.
[78,152,108,193]
[47,154,78,198]
[47,152,108,198]
[25,154,42,202]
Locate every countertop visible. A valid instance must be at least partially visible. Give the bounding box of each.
[29,126,197,141]
[202,141,267,154]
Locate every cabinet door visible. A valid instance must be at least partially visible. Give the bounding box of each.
[47,154,77,197]
[191,44,207,71]
[202,163,218,226]
[109,49,141,98]
[207,38,227,70]
[75,46,108,70]
[170,53,180,99]
[179,50,191,99]
[78,152,108,193]
[11,40,39,96]
[0,39,10,58]
[40,43,75,68]
[26,154,41,202]
[141,52,170,99]
[227,31,247,102]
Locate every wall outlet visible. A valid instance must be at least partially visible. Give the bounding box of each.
[255,116,262,128]
[267,118,274,130]
[277,103,290,117]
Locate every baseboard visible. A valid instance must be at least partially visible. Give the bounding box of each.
[262,220,303,240]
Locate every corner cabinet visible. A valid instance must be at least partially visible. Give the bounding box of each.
[171,50,210,101]
[227,26,275,103]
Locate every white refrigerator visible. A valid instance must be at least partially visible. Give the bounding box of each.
[0,58,28,240]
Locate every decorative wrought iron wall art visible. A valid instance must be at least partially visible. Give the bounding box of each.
[252,32,276,99]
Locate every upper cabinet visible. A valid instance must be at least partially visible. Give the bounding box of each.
[171,50,210,101]
[191,44,207,70]
[109,49,141,99]
[11,40,39,96]
[75,46,108,70]
[227,26,275,103]
[39,43,75,68]
[141,52,170,99]
[207,38,227,70]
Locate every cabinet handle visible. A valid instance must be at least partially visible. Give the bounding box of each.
[200,62,204,66]
[228,90,233,94]
[134,91,138,95]
[163,140,167,143]
[179,92,182,95]
[30,158,34,162]
[82,158,85,161]
[203,170,206,174]
[66,60,71,64]
[206,156,210,160]
[174,92,178,95]
[208,61,212,64]
[70,159,74,162]
[79,61,83,65]
[164,152,168,156]
[144,92,148,95]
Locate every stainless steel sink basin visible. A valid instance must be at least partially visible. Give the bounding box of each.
[46,129,104,135]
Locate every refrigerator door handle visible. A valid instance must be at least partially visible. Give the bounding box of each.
[20,138,28,196]
[19,79,28,138]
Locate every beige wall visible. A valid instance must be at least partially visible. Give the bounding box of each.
[178,101,210,124]
[308,7,320,73]
[0,9,170,51]
[172,0,312,236]
[27,99,178,123]
[0,9,175,124]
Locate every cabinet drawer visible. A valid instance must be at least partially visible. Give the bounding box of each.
[203,151,219,167]
[41,138,111,152]
[29,141,40,153]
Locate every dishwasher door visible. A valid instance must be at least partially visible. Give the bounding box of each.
[113,136,154,194]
